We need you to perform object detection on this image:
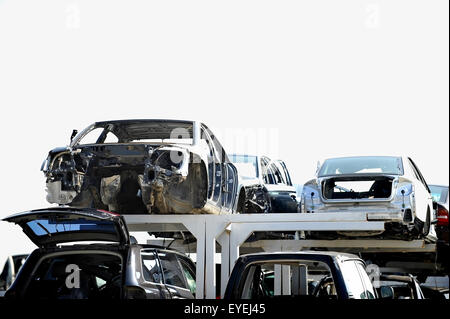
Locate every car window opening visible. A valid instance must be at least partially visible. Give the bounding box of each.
[322,176,394,200]
[318,156,403,177]
[239,261,337,300]
[24,253,123,299]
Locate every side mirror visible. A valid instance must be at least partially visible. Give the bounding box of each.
[129,236,138,245]
[40,158,48,172]
[379,285,394,299]
[70,129,78,143]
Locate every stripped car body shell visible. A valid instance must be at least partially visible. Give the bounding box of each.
[42,120,239,215]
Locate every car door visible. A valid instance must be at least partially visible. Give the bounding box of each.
[260,157,276,185]
[200,127,223,205]
[177,255,197,297]
[200,128,216,200]
[137,249,172,299]
[354,261,377,299]
[201,125,238,213]
[340,260,376,299]
[408,158,433,222]
[222,163,239,212]
[157,251,195,299]
[277,160,293,187]
[270,162,285,185]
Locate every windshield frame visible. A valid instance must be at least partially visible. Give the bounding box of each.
[71,120,196,147]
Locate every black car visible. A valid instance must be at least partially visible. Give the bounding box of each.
[2,207,196,299]
[224,252,377,299]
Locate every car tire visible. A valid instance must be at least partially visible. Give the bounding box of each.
[422,207,431,237]
[414,207,431,238]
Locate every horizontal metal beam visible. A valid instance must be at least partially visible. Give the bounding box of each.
[230,221,384,232]
[127,222,189,232]
[242,240,436,253]
[125,212,375,232]
[206,212,370,223]
[146,239,436,254]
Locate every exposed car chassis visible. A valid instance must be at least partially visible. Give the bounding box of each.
[42,120,238,215]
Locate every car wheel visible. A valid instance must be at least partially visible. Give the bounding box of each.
[422,207,431,237]
[414,217,424,238]
[414,207,431,238]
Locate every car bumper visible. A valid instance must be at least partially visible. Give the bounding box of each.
[366,211,404,222]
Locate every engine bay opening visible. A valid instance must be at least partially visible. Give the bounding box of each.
[322,176,394,200]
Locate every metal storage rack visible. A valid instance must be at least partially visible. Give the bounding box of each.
[124,213,437,299]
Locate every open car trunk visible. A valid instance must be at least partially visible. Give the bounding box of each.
[3,207,130,247]
[321,175,395,201]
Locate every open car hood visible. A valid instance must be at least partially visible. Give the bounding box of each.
[3,207,130,248]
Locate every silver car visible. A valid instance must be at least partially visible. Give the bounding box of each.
[301,156,435,240]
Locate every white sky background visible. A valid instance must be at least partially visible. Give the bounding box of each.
[0,0,448,263]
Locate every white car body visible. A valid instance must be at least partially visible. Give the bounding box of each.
[301,155,436,240]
